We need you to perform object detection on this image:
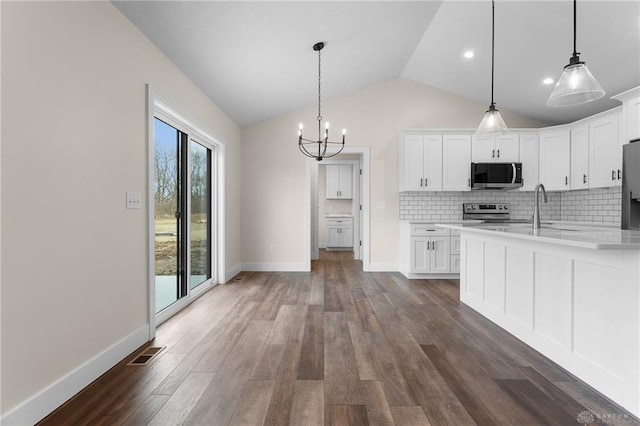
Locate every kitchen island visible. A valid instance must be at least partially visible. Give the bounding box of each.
[438,222,640,417]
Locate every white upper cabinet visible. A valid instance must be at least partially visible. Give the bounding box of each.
[611,86,640,143]
[570,123,589,190]
[326,164,353,199]
[588,112,622,188]
[399,134,443,191]
[472,133,519,162]
[539,129,571,191]
[443,135,472,191]
[519,134,539,191]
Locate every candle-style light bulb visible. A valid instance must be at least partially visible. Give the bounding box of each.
[342,128,346,135]
[325,122,330,129]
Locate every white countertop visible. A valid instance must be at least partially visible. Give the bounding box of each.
[437,222,640,250]
[325,214,353,218]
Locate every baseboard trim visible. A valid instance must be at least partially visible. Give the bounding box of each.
[242,262,308,272]
[225,263,242,282]
[367,263,399,272]
[1,325,149,426]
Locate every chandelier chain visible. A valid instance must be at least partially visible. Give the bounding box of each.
[317,48,322,122]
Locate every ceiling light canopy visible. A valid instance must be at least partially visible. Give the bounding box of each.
[477,0,507,135]
[298,42,346,161]
[546,0,605,107]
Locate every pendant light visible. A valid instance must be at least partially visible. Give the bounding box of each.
[298,42,346,161]
[477,0,507,134]
[546,0,605,107]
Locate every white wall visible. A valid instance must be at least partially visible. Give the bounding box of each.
[1,1,241,419]
[241,77,544,269]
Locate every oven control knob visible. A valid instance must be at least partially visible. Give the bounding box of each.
[504,205,509,210]
[498,205,503,209]
[471,205,476,210]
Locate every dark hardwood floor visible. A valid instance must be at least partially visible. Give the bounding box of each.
[40,250,638,425]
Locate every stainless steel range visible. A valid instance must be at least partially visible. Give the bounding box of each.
[463,203,511,222]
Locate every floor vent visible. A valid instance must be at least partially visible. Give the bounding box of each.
[234,276,244,281]
[127,346,165,366]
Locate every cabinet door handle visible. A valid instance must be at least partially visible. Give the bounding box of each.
[426,241,430,250]
[492,149,495,158]
[420,178,423,187]
[468,178,471,187]
[425,178,428,187]
[432,241,435,250]
[612,170,616,181]
[565,176,568,185]
[497,149,500,158]
[618,169,622,180]
[583,174,587,184]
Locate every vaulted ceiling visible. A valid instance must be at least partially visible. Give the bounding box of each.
[113,1,640,128]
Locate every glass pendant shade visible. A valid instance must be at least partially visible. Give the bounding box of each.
[477,105,507,134]
[546,62,605,107]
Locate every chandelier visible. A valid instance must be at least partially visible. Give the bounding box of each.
[298,42,346,161]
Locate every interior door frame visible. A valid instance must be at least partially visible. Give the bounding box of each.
[305,146,370,271]
[147,85,226,340]
[313,159,361,260]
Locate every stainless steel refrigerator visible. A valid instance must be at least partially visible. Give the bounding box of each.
[622,139,640,230]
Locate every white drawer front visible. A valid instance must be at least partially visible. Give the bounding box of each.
[410,224,449,236]
[327,218,353,227]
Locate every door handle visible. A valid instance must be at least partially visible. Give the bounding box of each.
[432,241,435,250]
[425,178,428,187]
[420,178,423,187]
[583,174,587,184]
[511,163,516,184]
[618,169,622,180]
[426,241,430,250]
[565,176,568,185]
[468,178,471,187]
[497,149,500,158]
[492,149,495,158]
[612,170,616,181]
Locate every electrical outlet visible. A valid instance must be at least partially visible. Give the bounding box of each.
[269,244,275,253]
[126,192,141,209]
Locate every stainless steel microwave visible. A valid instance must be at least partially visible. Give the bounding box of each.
[471,162,523,190]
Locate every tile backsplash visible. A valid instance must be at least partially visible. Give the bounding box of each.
[399,186,622,225]
[560,187,621,224]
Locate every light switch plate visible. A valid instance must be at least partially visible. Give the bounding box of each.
[126,192,141,209]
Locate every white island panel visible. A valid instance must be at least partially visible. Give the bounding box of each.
[505,247,534,328]
[534,253,573,350]
[484,242,506,315]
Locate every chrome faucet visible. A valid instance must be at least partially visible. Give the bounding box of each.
[533,183,547,229]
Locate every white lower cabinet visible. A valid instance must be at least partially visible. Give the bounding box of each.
[400,223,460,278]
[327,218,353,248]
[411,235,450,273]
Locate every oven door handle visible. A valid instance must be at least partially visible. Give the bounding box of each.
[511,163,517,184]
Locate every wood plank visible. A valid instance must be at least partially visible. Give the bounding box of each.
[390,406,432,426]
[121,394,170,426]
[182,320,272,425]
[228,380,275,426]
[288,380,324,426]
[347,321,377,380]
[325,405,369,426]
[148,371,215,425]
[323,312,363,405]
[250,344,285,381]
[298,305,324,380]
[495,379,581,425]
[420,344,500,425]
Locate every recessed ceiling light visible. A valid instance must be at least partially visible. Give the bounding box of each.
[543,77,555,85]
[463,50,474,59]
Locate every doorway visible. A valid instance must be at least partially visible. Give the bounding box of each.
[305,147,370,271]
[148,86,226,337]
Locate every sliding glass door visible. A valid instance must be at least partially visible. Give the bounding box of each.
[153,117,214,316]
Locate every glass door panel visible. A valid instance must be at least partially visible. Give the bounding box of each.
[190,140,212,289]
[154,118,184,313]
